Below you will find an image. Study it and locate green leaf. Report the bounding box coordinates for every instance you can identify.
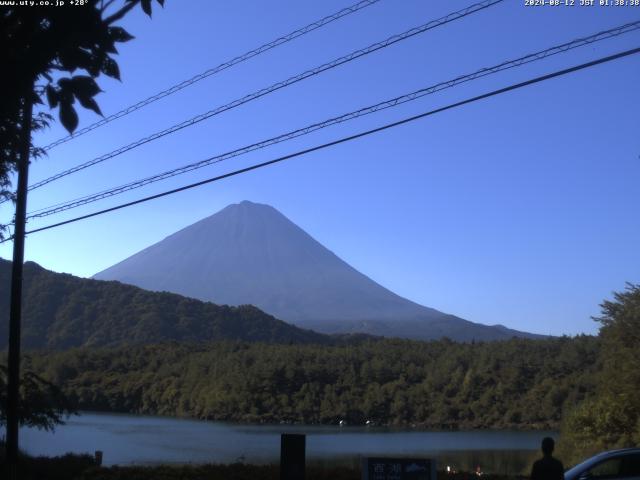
[86,54,102,77]
[109,26,135,43]
[77,96,103,117]
[104,41,119,55]
[58,48,94,73]
[101,57,121,80]
[59,47,96,72]
[57,77,71,88]
[72,77,103,115]
[141,0,152,16]
[59,101,79,133]
[57,78,77,105]
[71,75,101,98]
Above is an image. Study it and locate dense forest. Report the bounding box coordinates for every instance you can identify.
[23,336,599,430]
[558,284,640,463]
[1,257,637,466]
[0,259,328,348]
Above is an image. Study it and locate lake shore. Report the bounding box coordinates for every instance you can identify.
[19,412,549,475]
[2,446,526,480]
[77,464,527,480]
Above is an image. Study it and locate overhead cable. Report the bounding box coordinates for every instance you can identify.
[26,20,640,220]
[26,0,504,192]
[41,0,384,151]
[6,45,636,242]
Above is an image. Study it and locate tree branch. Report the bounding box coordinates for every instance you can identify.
[101,0,118,14]
[104,0,139,25]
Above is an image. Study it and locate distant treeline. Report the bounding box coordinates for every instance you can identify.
[24,336,599,430]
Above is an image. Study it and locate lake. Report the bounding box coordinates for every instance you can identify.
[20,412,553,474]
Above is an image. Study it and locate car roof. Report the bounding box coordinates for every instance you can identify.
[595,448,640,457]
[566,448,640,479]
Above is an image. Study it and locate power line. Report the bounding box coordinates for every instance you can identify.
[41,0,383,152]
[30,0,502,190]
[25,20,640,220]
[26,0,504,193]
[8,45,637,242]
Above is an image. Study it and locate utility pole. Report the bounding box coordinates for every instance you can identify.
[5,87,33,479]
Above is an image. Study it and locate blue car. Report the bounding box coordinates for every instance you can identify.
[565,449,640,480]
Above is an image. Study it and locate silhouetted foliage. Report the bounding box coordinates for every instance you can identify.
[0,0,164,237]
[559,284,640,464]
[0,445,98,480]
[24,336,599,429]
[0,364,76,431]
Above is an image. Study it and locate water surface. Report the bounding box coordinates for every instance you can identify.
[21,412,551,474]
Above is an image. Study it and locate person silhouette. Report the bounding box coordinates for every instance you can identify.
[531,437,564,480]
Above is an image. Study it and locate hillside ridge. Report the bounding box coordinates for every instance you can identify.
[0,258,329,349]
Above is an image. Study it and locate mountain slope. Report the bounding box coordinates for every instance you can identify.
[0,259,328,349]
[94,201,540,341]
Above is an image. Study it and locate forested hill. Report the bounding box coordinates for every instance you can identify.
[25,336,599,429]
[0,259,328,349]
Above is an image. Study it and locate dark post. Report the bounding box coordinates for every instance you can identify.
[280,433,305,480]
[5,88,33,478]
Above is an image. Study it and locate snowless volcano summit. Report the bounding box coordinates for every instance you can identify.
[94,201,539,341]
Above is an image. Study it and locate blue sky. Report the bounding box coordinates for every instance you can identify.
[1,0,639,336]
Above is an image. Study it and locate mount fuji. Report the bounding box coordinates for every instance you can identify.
[94,201,540,341]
